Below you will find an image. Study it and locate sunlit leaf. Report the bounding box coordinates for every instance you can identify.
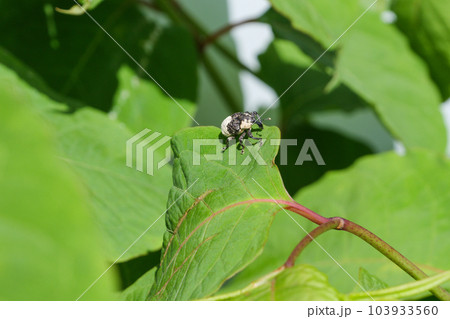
[148,126,291,300]
[268,0,446,153]
[207,265,341,301]
[0,61,172,262]
[0,64,117,300]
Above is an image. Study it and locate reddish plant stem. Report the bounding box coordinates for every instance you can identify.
[284,202,450,301]
[284,218,343,268]
[200,18,259,49]
[340,219,450,300]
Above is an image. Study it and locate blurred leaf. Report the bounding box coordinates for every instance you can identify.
[0,0,198,111]
[392,0,450,99]
[145,24,198,101]
[112,65,196,135]
[56,0,104,15]
[336,14,446,153]
[226,150,450,294]
[207,265,341,301]
[55,0,103,15]
[310,108,394,153]
[0,64,116,300]
[42,108,172,262]
[269,0,362,46]
[268,0,446,153]
[258,39,367,129]
[120,267,157,301]
[278,124,373,194]
[149,126,290,300]
[0,61,172,262]
[349,270,450,301]
[260,8,335,68]
[294,150,450,292]
[359,267,388,291]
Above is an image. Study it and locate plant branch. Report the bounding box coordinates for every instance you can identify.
[200,18,259,49]
[285,200,450,301]
[340,218,450,301]
[167,0,258,76]
[284,217,343,268]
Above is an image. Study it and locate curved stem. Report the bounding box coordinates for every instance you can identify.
[284,218,342,268]
[340,219,450,301]
[283,201,330,225]
[201,18,259,49]
[285,200,450,301]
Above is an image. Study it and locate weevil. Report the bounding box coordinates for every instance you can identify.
[221,111,271,154]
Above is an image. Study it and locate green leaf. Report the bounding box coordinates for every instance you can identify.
[269,0,362,47]
[226,150,450,294]
[112,65,196,135]
[0,0,198,111]
[0,62,172,262]
[359,267,388,291]
[349,270,450,301]
[205,265,341,301]
[148,126,291,300]
[268,0,446,153]
[0,66,116,300]
[295,150,450,292]
[336,14,446,153]
[56,0,104,15]
[392,0,450,99]
[258,38,367,122]
[120,268,157,301]
[278,124,373,194]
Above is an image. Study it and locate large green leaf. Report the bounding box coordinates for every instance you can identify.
[0,62,172,262]
[268,0,446,153]
[206,265,341,301]
[0,67,116,300]
[0,0,198,111]
[392,0,450,99]
[294,150,450,291]
[278,124,373,194]
[269,0,362,46]
[258,38,367,126]
[148,126,291,300]
[348,271,450,301]
[227,150,450,294]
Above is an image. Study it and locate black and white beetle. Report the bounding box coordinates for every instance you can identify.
[221,111,271,154]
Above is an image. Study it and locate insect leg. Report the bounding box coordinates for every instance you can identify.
[222,136,234,152]
[255,121,264,130]
[247,128,263,146]
[239,131,247,154]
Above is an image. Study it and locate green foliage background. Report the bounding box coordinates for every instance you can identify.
[0,0,449,300]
